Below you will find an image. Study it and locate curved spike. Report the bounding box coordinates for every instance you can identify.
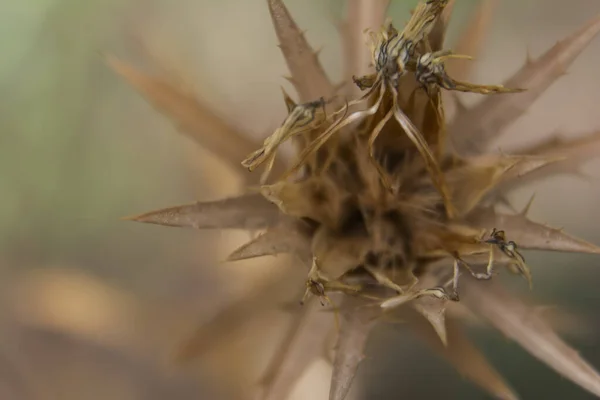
[446,0,499,81]
[451,14,600,155]
[267,0,335,101]
[467,207,600,254]
[519,193,536,217]
[408,311,519,400]
[281,86,298,113]
[227,222,311,261]
[106,56,275,181]
[123,194,280,230]
[329,298,380,400]
[462,279,600,398]
[413,298,448,346]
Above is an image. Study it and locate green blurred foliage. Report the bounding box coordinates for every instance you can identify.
[0,0,198,273]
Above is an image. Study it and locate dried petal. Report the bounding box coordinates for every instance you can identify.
[462,279,600,398]
[468,207,600,254]
[329,298,379,400]
[409,311,519,400]
[451,14,600,155]
[106,56,273,179]
[340,0,390,96]
[259,299,335,400]
[227,222,311,261]
[267,0,335,101]
[446,0,499,81]
[124,194,280,230]
[392,98,456,217]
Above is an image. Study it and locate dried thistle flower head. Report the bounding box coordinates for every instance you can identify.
[110,1,600,399]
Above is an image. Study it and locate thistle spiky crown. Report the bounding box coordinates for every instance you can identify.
[238,0,529,310]
[109,1,600,399]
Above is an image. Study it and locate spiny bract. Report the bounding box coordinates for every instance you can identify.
[110,1,600,399]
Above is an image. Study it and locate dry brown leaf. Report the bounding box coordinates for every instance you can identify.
[462,279,600,398]
[467,207,600,254]
[450,14,600,155]
[329,298,379,400]
[106,56,276,180]
[227,222,312,261]
[408,311,519,400]
[446,0,498,81]
[340,0,390,96]
[259,299,335,400]
[124,193,281,230]
[267,0,335,101]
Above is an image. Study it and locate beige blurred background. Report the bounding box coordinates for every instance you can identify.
[1,0,600,399]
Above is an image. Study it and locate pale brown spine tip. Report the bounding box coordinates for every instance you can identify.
[120,214,142,222]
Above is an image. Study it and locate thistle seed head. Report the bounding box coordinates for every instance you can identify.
[111,1,600,399]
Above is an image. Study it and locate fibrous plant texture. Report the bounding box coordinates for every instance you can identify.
[110,1,600,399]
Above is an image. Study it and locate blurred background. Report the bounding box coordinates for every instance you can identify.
[2,0,600,399]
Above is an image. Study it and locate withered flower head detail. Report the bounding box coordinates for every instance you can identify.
[110,1,600,399]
